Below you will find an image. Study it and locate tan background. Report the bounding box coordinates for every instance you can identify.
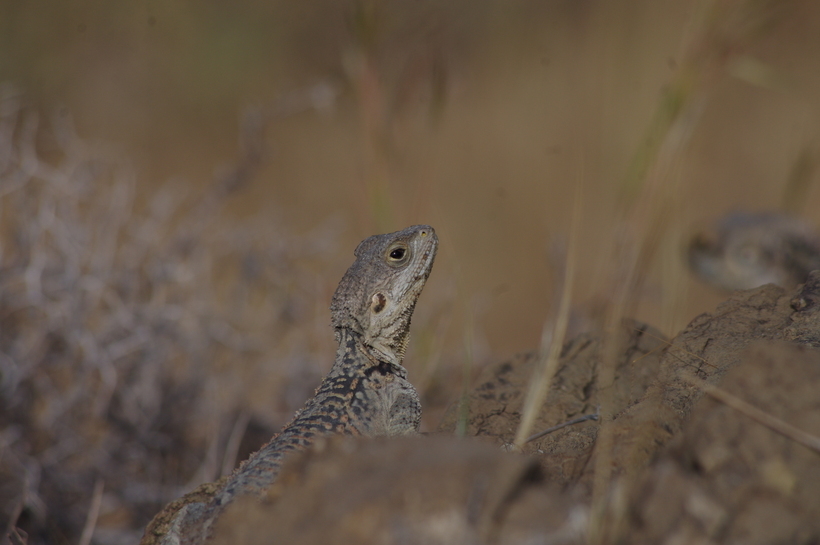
[4,0,820,402]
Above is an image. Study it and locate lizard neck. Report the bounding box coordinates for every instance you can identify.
[333,327,408,379]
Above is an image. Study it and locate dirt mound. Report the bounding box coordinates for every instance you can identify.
[622,341,820,544]
[193,273,820,544]
[438,319,668,489]
[211,435,560,545]
[441,277,820,499]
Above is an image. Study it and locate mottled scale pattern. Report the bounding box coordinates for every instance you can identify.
[216,329,421,501]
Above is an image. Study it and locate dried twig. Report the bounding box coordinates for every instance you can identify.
[513,181,582,448]
[77,478,104,545]
[680,372,820,455]
[221,410,251,477]
[525,411,600,444]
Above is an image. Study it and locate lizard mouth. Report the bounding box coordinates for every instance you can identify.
[410,236,438,285]
[415,250,433,279]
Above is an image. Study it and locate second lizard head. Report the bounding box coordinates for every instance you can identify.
[330,225,438,368]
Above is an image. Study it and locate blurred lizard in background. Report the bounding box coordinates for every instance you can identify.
[688,212,820,291]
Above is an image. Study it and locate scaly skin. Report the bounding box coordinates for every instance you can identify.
[214,328,423,499]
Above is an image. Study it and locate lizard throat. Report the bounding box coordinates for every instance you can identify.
[335,327,409,378]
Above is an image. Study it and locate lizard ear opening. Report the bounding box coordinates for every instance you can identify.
[371,292,387,314]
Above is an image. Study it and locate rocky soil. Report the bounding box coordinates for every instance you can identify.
[144,272,820,544]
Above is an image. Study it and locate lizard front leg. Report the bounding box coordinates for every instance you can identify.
[386,380,422,436]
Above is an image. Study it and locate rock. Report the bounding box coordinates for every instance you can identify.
[620,341,820,544]
[438,318,668,490]
[211,435,581,545]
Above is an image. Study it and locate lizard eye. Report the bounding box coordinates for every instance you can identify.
[386,244,409,264]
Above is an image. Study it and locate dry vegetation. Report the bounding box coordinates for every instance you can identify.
[2,0,820,543]
[0,88,340,544]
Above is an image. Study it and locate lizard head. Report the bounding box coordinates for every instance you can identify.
[331,225,438,368]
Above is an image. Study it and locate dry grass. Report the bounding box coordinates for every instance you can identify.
[513,181,582,449]
[0,87,337,544]
[577,0,795,539]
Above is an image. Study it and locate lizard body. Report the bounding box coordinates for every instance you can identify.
[146,224,437,545]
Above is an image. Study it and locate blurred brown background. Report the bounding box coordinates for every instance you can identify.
[2,1,820,543]
[5,0,820,354]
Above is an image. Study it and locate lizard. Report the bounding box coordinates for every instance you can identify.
[688,212,820,291]
[143,224,438,545]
